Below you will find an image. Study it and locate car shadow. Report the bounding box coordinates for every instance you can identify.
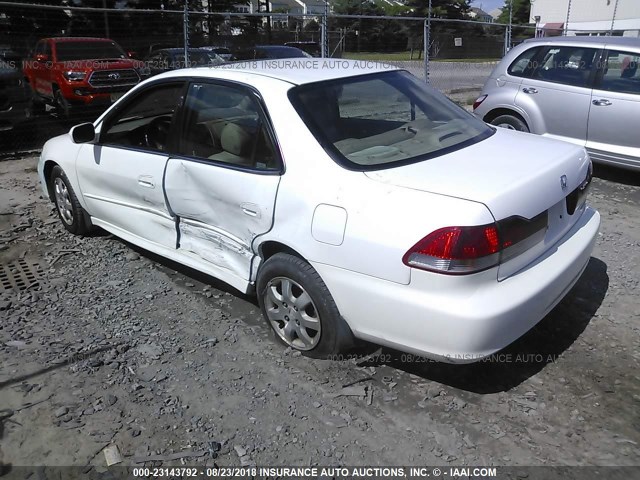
[594,164,640,187]
[358,257,609,394]
[117,239,258,305]
[104,235,609,394]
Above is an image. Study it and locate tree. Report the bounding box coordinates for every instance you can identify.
[497,0,531,25]
[404,0,472,19]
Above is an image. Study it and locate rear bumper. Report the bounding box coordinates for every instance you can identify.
[313,206,600,363]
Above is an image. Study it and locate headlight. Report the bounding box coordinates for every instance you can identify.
[63,71,86,81]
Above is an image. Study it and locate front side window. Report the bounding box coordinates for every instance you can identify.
[100,82,185,152]
[289,70,493,169]
[597,49,640,95]
[531,46,598,88]
[177,83,280,171]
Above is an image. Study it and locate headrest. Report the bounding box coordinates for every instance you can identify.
[221,123,252,157]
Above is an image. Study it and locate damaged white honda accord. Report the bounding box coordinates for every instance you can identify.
[38,61,600,362]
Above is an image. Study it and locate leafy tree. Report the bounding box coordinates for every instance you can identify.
[497,0,531,25]
[405,0,472,19]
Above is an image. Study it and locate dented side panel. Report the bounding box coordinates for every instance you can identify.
[164,159,280,282]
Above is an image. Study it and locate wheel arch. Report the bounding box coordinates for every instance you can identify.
[43,159,60,201]
[483,107,529,129]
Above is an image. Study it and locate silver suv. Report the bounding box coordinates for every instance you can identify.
[474,36,640,171]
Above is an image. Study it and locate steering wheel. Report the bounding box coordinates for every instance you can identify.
[144,116,172,150]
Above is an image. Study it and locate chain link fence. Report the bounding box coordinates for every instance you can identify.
[0,1,594,156]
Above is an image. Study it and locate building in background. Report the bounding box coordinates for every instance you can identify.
[530,0,640,37]
[469,7,494,23]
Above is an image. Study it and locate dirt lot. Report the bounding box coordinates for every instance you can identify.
[0,155,639,476]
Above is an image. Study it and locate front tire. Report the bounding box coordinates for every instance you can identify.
[257,253,353,358]
[50,165,92,235]
[490,114,529,132]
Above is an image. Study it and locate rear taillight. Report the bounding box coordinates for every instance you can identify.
[473,94,487,111]
[403,212,548,275]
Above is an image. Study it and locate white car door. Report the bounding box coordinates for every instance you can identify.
[587,48,640,170]
[76,81,186,248]
[163,81,282,291]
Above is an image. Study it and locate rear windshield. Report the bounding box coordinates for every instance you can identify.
[56,41,126,61]
[289,70,493,170]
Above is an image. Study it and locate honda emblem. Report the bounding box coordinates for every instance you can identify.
[560,175,568,190]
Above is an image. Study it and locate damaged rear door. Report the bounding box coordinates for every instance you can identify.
[164,81,282,292]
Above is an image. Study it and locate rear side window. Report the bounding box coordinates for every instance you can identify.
[530,46,599,88]
[508,46,542,78]
[597,49,640,95]
[177,83,280,171]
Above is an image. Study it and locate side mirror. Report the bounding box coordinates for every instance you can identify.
[70,123,96,144]
[35,53,49,62]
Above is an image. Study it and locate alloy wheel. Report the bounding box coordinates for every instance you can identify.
[264,276,321,351]
[54,177,74,225]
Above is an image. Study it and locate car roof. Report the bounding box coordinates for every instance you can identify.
[524,36,640,49]
[152,59,401,86]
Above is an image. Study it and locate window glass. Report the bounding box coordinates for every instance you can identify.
[290,71,493,169]
[598,50,640,95]
[178,83,279,171]
[508,46,542,78]
[100,83,184,152]
[531,46,598,88]
[56,41,126,62]
[339,79,427,123]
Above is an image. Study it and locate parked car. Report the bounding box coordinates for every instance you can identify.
[38,62,599,362]
[23,37,142,117]
[234,45,311,60]
[141,48,225,77]
[0,46,32,131]
[200,46,234,61]
[474,36,640,171]
[284,41,321,57]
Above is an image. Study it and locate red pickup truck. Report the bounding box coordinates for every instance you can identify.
[23,37,141,117]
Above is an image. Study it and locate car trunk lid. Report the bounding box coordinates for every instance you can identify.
[364,128,592,280]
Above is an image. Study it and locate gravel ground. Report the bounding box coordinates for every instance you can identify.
[0,155,639,475]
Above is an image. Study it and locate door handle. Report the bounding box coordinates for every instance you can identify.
[241,202,260,218]
[522,87,538,94]
[592,99,612,106]
[137,175,155,188]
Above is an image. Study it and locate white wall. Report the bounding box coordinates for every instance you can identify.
[530,0,640,35]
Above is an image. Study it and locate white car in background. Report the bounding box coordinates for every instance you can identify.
[38,61,600,362]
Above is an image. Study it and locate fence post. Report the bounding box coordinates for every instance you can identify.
[610,0,619,35]
[423,19,429,84]
[183,0,190,64]
[424,0,431,84]
[321,0,328,58]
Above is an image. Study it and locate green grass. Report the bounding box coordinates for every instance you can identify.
[342,52,499,62]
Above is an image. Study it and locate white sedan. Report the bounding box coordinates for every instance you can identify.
[38,60,600,362]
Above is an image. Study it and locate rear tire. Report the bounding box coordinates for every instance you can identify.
[491,114,529,133]
[50,165,92,235]
[257,253,354,358]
